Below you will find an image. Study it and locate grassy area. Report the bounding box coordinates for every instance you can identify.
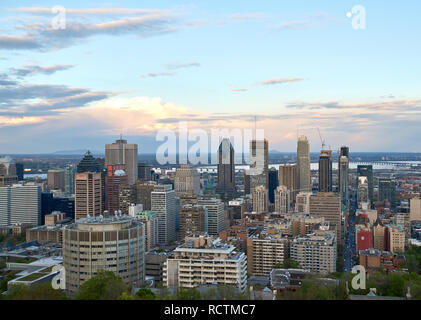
[18,273,48,282]
[40,266,55,273]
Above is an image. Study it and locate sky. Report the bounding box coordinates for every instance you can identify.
[0,0,421,154]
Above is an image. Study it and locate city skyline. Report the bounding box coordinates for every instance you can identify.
[0,1,421,153]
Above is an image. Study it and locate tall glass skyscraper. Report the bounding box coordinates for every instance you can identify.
[297,136,311,193]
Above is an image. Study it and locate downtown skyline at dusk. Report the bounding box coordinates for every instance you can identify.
[1,0,421,154]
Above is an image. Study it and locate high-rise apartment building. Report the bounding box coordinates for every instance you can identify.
[163,234,247,292]
[174,164,200,196]
[318,150,333,192]
[252,185,268,213]
[274,185,290,214]
[295,192,312,213]
[388,225,405,253]
[105,138,138,185]
[63,215,145,294]
[309,192,341,245]
[198,199,225,236]
[378,178,396,208]
[64,165,76,196]
[249,139,269,191]
[290,233,336,274]
[278,164,297,201]
[216,138,236,199]
[75,172,102,219]
[135,210,158,252]
[0,184,41,226]
[297,136,311,193]
[151,184,177,244]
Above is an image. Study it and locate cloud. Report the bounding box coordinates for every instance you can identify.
[0,34,41,50]
[141,72,176,78]
[232,88,248,92]
[257,78,305,85]
[164,62,201,70]
[10,64,74,77]
[13,7,173,16]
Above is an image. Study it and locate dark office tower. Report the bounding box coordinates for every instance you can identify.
[357,165,374,208]
[64,165,76,196]
[379,178,397,209]
[249,139,269,192]
[319,150,332,192]
[216,138,236,200]
[77,151,101,173]
[338,146,349,185]
[340,146,349,158]
[138,163,152,181]
[15,163,24,181]
[268,168,279,204]
[244,171,250,195]
[135,182,156,211]
[339,156,349,209]
[105,164,128,214]
[118,184,136,214]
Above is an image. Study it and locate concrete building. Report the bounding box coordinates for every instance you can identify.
[309,192,341,245]
[74,172,102,219]
[135,210,158,252]
[290,233,336,275]
[410,198,421,222]
[274,185,290,214]
[357,165,374,208]
[252,185,268,213]
[0,156,18,187]
[163,234,247,292]
[105,138,138,185]
[246,232,288,276]
[295,192,312,213]
[44,211,66,225]
[105,164,128,214]
[379,178,397,209]
[278,164,296,201]
[174,164,200,196]
[62,215,145,294]
[26,225,63,245]
[297,136,311,193]
[47,169,65,192]
[179,204,207,241]
[198,199,225,236]
[0,184,41,227]
[356,224,373,252]
[388,225,405,253]
[373,222,386,251]
[145,251,169,285]
[249,139,269,191]
[151,184,177,244]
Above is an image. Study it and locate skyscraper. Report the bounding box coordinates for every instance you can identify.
[151,184,177,244]
[105,164,128,214]
[378,178,396,209]
[105,137,138,185]
[357,165,374,207]
[64,165,76,196]
[297,136,311,193]
[198,199,225,236]
[268,167,278,204]
[75,172,102,219]
[77,151,101,173]
[274,185,290,213]
[249,139,269,192]
[138,163,153,181]
[252,185,268,213]
[174,164,200,196]
[339,156,349,209]
[318,150,333,192]
[278,164,297,202]
[47,169,65,192]
[0,157,18,187]
[216,138,236,199]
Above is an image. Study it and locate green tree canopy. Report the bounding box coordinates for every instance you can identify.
[135,288,156,300]
[3,283,68,300]
[76,270,127,300]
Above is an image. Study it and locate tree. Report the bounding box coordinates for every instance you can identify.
[175,287,201,300]
[76,270,127,300]
[134,288,156,300]
[202,285,248,300]
[280,258,301,269]
[3,283,68,300]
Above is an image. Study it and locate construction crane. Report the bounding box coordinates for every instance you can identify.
[317,127,326,150]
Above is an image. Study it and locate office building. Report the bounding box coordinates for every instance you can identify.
[63,215,145,294]
[216,138,236,199]
[47,169,65,192]
[179,204,207,241]
[138,163,153,181]
[252,185,268,213]
[174,164,200,196]
[388,225,405,253]
[105,138,138,184]
[76,151,101,173]
[318,150,333,192]
[295,192,312,213]
[268,167,278,204]
[74,172,102,219]
[274,185,290,214]
[0,184,41,226]
[135,210,158,252]
[378,178,396,209]
[0,157,18,187]
[357,176,370,210]
[105,164,128,214]
[249,139,269,191]
[151,184,177,244]
[278,164,297,201]
[339,155,349,209]
[198,199,225,236]
[357,165,374,208]
[297,136,311,193]
[163,234,247,292]
[410,198,421,222]
[118,184,136,214]
[356,224,373,252]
